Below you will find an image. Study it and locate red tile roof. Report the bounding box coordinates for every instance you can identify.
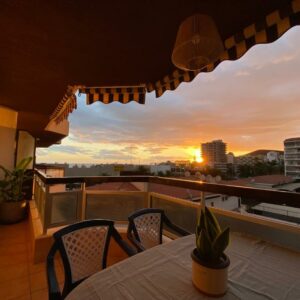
[86,180,203,200]
[149,183,202,200]
[221,175,293,187]
[86,182,140,191]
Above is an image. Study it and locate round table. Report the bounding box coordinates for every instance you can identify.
[66,233,300,300]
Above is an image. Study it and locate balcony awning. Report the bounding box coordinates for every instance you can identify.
[49,86,78,124]
[49,0,300,124]
[79,86,146,105]
[50,86,146,123]
[1,1,300,135]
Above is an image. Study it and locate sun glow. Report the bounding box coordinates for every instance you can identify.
[194,149,203,163]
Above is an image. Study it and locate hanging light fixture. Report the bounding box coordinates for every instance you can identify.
[172,14,224,71]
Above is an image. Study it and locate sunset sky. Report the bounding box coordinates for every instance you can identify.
[37,27,300,164]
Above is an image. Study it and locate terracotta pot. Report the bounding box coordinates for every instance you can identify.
[0,200,28,224]
[191,248,230,297]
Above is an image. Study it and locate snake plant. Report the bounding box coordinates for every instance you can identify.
[195,206,230,263]
[0,157,33,202]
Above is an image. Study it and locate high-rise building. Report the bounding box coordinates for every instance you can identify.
[227,152,235,164]
[201,140,227,166]
[284,137,300,179]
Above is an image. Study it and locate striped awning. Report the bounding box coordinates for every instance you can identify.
[78,86,146,105]
[147,0,300,97]
[49,86,78,124]
[50,85,146,123]
[50,0,300,123]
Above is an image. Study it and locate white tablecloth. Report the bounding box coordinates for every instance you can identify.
[66,233,300,300]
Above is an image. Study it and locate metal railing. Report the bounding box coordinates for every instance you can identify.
[33,170,300,251]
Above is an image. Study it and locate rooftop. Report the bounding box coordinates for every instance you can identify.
[222,174,294,187]
[86,182,140,192]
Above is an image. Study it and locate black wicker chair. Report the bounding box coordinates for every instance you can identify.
[47,219,136,300]
[127,208,190,252]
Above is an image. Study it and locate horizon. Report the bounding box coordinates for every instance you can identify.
[37,27,300,165]
[37,147,285,166]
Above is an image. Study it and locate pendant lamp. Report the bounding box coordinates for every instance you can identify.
[172,14,224,71]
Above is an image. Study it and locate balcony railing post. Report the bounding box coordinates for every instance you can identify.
[38,180,44,216]
[33,175,39,207]
[145,182,151,208]
[43,184,51,235]
[81,182,86,220]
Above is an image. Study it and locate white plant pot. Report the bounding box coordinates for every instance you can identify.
[191,249,230,297]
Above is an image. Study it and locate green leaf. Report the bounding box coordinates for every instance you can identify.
[0,181,9,188]
[202,207,221,242]
[0,166,11,177]
[204,214,217,241]
[15,157,32,171]
[0,156,33,201]
[205,206,221,233]
[196,207,230,261]
[198,230,213,259]
[212,227,230,258]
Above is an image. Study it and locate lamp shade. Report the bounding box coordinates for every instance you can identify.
[172,14,224,71]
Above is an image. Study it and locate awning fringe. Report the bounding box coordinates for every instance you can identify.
[49,85,78,124]
[79,86,146,105]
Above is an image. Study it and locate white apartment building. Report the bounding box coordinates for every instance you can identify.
[265,151,283,162]
[284,137,300,179]
[150,164,171,175]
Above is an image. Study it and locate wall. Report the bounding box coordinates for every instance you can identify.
[0,106,18,174]
[16,131,35,168]
[205,195,240,211]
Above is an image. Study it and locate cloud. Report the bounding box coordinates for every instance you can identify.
[46,145,82,154]
[144,146,168,155]
[37,27,300,164]
[271,54,296,65]
[92,149,134,161]
[235,71,250,77]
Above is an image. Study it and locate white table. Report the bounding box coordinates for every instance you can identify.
[66,233,300,300]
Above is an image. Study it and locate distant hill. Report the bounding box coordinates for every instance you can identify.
[246,149,284,156]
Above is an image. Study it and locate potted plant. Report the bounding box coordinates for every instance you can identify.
[191,206,230,296]
[0,157,33,224]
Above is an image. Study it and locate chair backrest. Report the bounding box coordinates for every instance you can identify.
[129,208,164,249]
[53,220,114,296]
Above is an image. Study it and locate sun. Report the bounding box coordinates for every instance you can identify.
[194,149,203,163]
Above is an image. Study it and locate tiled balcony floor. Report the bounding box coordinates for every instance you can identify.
[0,218,128,300]
[0,219,63,300]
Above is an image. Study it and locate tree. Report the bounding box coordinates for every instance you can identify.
[137,165,149,175]
[238,164,253,178]
[201,166,223,177]
[225,163,236,179]
[238,160,284,178]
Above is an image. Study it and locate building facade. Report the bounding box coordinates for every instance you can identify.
[284,137,300,179]
[226,152,235,164]
[235,155,260,166]
[201,140,227,168]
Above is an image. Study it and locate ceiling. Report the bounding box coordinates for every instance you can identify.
[0,0,294,144]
